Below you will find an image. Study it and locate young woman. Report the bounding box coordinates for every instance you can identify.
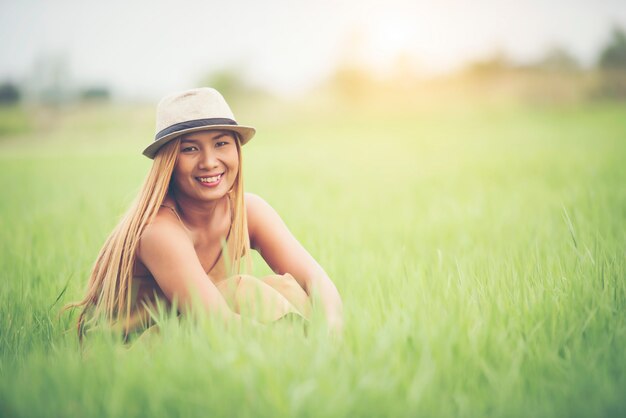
[67,88,343,339]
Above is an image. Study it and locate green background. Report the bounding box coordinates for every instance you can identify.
[1,99,625,417]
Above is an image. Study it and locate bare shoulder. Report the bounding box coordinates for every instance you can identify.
[244,192,290,250]
[244,192,268,210]
[139,206,192,257]
[245,192,264,242]
[245,192,280,223]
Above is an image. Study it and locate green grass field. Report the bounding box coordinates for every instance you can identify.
[0,98,625,417]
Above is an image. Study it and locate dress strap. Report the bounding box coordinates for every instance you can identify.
[160,204,185,227]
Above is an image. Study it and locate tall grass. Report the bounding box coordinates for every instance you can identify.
[0,100,625,417]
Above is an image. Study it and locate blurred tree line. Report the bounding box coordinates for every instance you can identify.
[0,83,20,104]
[328,26,626,104]
[2,26,626,107]
[599,27,626,69]
[0,53,111,107]
[196,66,269,104]
[593,27,626,99]
[0,79,111,106]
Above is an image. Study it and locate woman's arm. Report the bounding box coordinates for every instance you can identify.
[137,210,240,323]
[245,193,343,330]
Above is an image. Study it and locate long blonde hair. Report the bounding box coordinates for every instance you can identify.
[64,134,249,339]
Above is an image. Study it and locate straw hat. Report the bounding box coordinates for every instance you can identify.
[143,87,256,159]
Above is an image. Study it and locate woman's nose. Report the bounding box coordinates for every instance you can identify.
[198,150,219,169]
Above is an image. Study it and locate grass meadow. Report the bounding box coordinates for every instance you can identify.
[0,97,625,417]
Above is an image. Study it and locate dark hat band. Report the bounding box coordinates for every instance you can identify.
[155,118,237,141]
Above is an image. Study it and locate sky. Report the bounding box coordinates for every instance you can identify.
[1,0,625,99]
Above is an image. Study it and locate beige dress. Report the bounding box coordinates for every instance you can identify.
[125,202,311,336]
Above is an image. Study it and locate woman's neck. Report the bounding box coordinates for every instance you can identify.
[169,191,230,231]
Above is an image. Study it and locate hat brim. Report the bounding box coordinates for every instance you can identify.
[142,125,256,159]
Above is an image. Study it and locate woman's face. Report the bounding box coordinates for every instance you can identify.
[171,129,239,203]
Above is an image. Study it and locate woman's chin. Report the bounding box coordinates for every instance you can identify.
[195,184,234,202]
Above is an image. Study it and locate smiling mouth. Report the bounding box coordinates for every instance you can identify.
[196,173,223,185]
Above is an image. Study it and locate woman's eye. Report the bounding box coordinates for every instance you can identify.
[181,146,198,152]
[216,141,229,147]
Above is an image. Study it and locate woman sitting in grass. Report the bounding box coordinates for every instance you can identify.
[67,87,343,339]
